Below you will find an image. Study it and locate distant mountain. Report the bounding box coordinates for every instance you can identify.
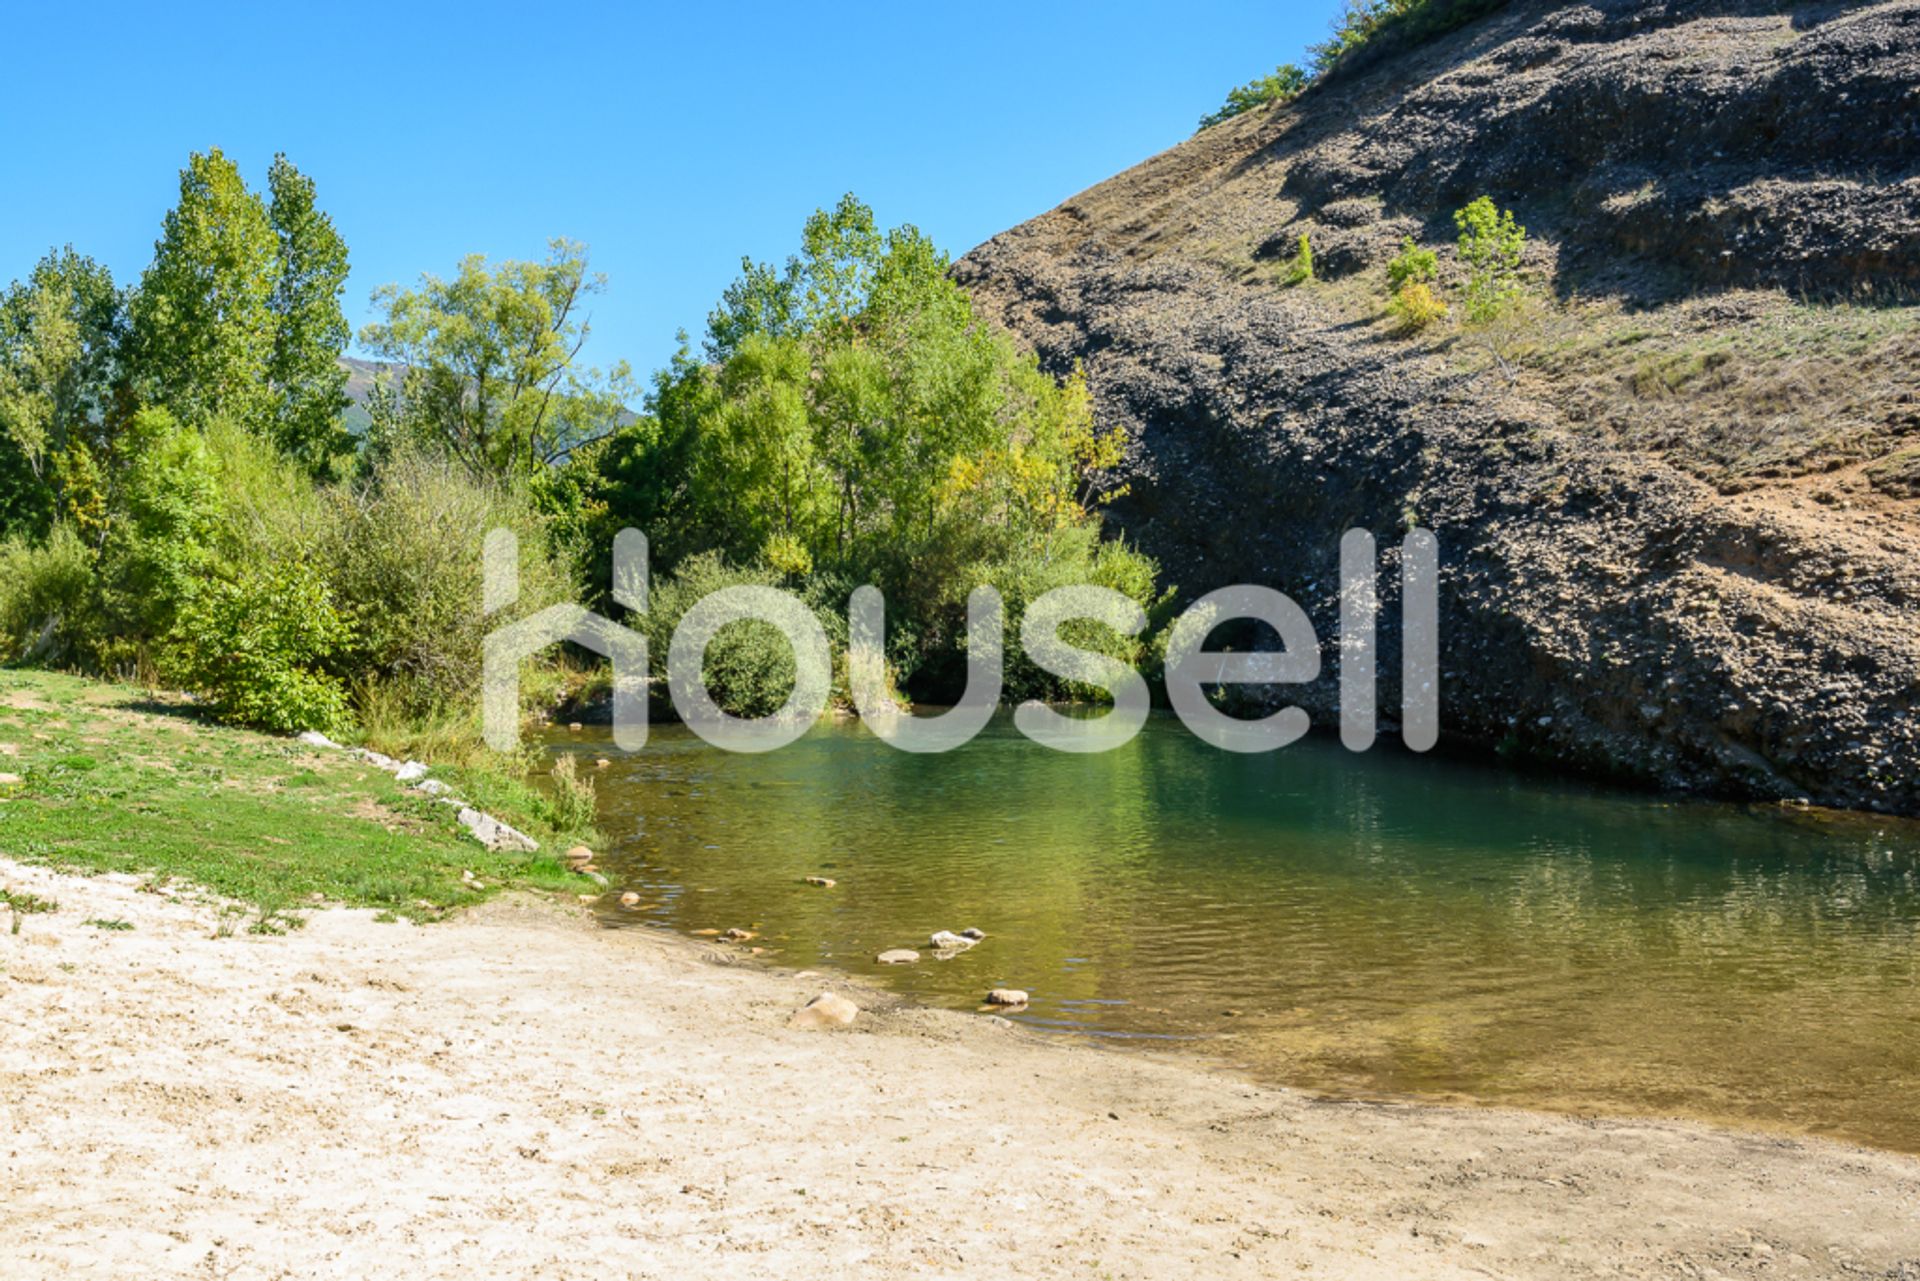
[334,355,639,436]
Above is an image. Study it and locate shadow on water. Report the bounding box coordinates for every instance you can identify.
[556,712,1920,1153]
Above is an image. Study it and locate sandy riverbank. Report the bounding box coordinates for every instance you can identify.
[3,856,1917,1280]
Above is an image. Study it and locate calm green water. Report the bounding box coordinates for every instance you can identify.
[561,713,1920,1152]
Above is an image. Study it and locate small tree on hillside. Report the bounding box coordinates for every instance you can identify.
[1454,196,1526,323]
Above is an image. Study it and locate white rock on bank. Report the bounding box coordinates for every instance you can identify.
[296,730,343,750]
[394,761,429,783]
[456,808,539,853]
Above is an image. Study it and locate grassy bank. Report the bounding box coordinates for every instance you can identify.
[0,670,595,929]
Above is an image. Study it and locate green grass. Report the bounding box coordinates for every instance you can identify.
[0,670,597,925]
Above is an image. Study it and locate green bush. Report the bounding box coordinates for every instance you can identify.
[1283,234,1315,287]
[1455,196,1527,323]
[641,552,834,719]
[1386,237,1439,294]
[1199,64,1309,129]
[169,558,353,733]
[323,447,578,717]
[0,524,98,665]
[96,406,222,646]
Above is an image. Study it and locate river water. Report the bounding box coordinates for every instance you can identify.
[559,713,1920,1152]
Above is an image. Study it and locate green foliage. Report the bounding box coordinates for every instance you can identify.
[1454,196,1527,323]
[1199,64,1309,129]
[1311,0,1511,79]
[96,406,223,647]
[322,447,578,716]
[0,248,126,539]
[640,553,820,719]
[1387,237,1440,294]
[359,240,636,478]
[265,154,352,476]
[588,195,1154,704]
[169,559,353,733]
[1283,233,1315,286]
[0,524,97,665]
[130,149,279,428]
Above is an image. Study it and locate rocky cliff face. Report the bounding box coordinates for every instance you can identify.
[956,0,1920,813]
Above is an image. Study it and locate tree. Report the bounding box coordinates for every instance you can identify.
[129,149,279,427]
[1199,63,1309,129]
[266,154,351,474]
[359,239,635,478]
[0,249,127,538]
[1454,195,1527,323]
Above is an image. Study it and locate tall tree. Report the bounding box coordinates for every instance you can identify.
[359,239,634,477]
[0,248,127,537]
[129,148,279,428]
[265,154,351,474]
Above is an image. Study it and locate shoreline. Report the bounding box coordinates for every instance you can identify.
[6,855,1917,1278]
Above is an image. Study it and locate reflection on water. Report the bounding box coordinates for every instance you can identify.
[560,713,1920,1152]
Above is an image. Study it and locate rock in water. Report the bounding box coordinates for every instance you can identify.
[721,928,757,942]
[985,989,1030,1007]
[876,949,920,965]
[959,927,986,941]
[802,876,837,888]
[788,992,858,1029]
[928,930,976,952]
[619,891,641,908]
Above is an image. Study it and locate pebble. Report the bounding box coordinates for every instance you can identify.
[876,949,920,965]
[984,989,1029,1007]
[594,758,611,769]
[802,876,837,888]
[563,845,595,868]
[721,928,757,941]
[619,891,641,908]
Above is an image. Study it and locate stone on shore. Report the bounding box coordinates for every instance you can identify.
[394,761,429,783]
[788,992,858,1029]
[876,949,919,965]
[563,845,595,869]
[457,808,539,853]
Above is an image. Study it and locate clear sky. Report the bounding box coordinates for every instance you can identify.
[2,1,1340,376]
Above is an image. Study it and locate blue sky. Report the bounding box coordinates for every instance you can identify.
[2,1,1340,376]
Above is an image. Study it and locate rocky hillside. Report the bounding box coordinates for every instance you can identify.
[956,0,1920,813]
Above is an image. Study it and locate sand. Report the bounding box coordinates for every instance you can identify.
[3,856,1917,1279]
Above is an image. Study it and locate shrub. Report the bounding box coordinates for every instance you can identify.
[1283,234,1315,287]
[1199,64,1309,129]
[96,406,221,646]
[1454,196,1527,323]
[640,552,831,719]
[1388,281,1450,333]
[1386,237,1439,294]
[0,524,98,665]
[169,558,353,733]
[323,447,578,717]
